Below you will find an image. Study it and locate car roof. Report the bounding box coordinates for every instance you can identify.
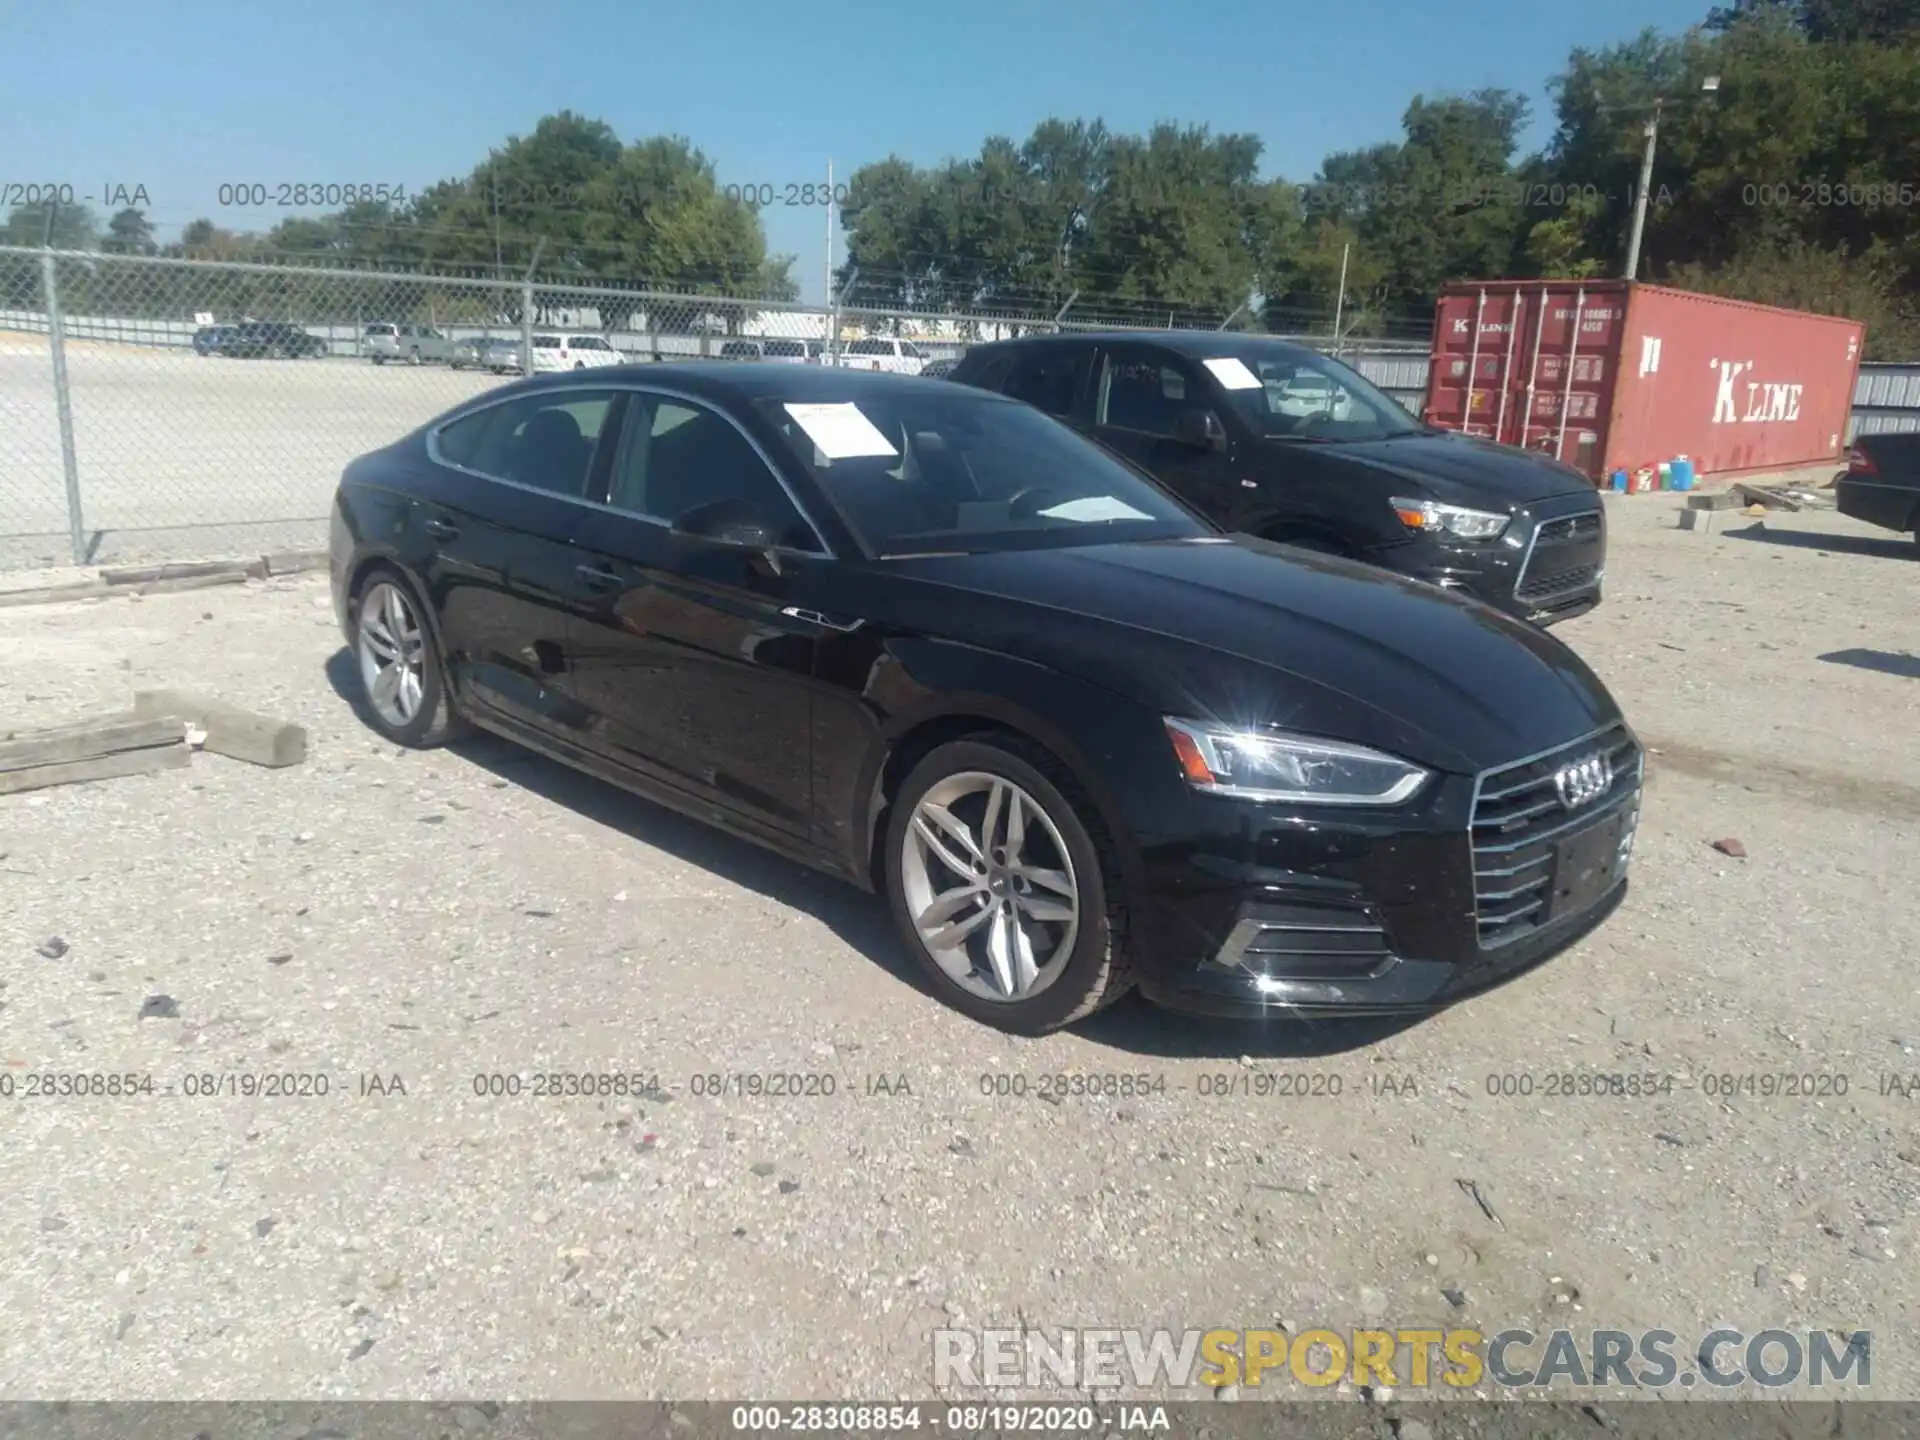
[510,362,1019,406]
[965,330,1323,364]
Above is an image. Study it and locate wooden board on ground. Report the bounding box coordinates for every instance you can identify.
[0,712,191,795]
[133,689,308,768]
[100,560,251,586]
[1686,491,1744,512]
[1733,482,1803,512]
[0,713,185,772]
[0,743,190,796]
[262,550,329,576]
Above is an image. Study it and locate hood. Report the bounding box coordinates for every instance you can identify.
[879,535,1621,775]
[1290,428,1595,509]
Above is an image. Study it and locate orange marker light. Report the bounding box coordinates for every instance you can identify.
[1394,506,1429,529]
[1165,723,1217,785]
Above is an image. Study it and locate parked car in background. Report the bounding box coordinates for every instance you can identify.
[919,356,960,380]
[364,323,455,365]
[761,338,815,365]
[949,332,1607,627]
[192,324,236,356]
[220,322,328,359]
[480,337,525,375]
[528,333,623,371]
[329,364,1640,1034]
[449,335,500,370]
[720,338,816,365]
[835,337,928,375]
[1833,435,1920,549]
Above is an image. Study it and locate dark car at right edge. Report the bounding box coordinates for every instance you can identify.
[949,332,1608,626]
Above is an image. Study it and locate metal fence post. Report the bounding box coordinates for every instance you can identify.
[521,238,546,377]
[41,249,87,565]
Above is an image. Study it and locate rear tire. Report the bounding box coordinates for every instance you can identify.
[348,567,464,748]
[883,736,1134,1034]
[407,348,422,366]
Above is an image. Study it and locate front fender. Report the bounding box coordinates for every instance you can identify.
[844,636,1177,893]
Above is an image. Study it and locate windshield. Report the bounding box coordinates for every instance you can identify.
[754,390,1208,557]
[1208,348,1425,441]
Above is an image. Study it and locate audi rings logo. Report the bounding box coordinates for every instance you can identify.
[1553,754,1611,810]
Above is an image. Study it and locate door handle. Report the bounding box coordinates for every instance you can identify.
[780,606,864,632]
[423,517,459,542]
[575,564,624,592]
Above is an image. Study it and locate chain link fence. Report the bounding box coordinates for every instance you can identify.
[0,246,1435,571]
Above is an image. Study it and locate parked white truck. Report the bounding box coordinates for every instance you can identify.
[832,337,929,375]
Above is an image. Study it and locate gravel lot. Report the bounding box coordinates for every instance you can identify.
[0,494,1916,1406]
[0,344,505,570]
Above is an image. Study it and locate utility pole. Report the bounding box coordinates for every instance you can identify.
[825,159,834,354]
[1622,75,1718,281]
[1623,104,1661,282]
[1330,242,1350,355]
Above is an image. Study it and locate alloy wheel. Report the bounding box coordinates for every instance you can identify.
[899,771,1080,1002]
[356,581,428,728]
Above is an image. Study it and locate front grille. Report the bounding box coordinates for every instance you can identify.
[1517,560,1602,603]
[1515,510,1604,602]
[1470,725,1641,949]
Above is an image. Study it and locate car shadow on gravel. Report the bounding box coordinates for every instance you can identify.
[1720,520,1914,560]
[1818,647,1920,680]
[327,650,1424,1060]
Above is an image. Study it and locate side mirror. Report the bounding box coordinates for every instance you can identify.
[1175,408,1228,452]
[671,497,777,550]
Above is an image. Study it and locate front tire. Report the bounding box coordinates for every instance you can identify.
[350,568,462,747]
[883,736,1133,1034]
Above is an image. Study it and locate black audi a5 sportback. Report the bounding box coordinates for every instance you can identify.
[329,364,1642,1033]
[948,332,1607,627]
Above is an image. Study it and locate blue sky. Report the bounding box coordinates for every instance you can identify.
[4,0,1707,302]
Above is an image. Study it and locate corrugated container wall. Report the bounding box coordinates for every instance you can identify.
[1422,281,1865,481]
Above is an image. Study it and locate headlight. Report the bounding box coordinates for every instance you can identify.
[1391,497,1510,540]
[1163,719,1430,805]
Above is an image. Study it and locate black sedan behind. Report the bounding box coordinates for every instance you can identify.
[329,364,1640,1033]
[222,322,327,359]
[948,332,1607,627]
[1834,434,1920,548]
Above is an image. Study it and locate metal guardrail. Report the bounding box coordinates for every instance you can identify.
[0,245,1912,570]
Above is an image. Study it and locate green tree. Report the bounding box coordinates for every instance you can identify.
[3,200,100,249]
[1312,91,1532,314]
[101,207,156,255]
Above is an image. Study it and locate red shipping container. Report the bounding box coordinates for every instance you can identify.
[1421,280,1864,482]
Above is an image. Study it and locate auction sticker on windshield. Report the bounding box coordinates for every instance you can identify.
[1038,497,1155,523]
[783,402,899,459]
[1202,356,1263,390]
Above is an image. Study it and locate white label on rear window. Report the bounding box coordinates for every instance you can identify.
[1037,496,1154,523]
[1203,357,1262,390]
[783,402,898,459]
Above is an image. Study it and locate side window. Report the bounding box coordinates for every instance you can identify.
[1003,349,1084,418]
[607,395,821,549]
[963,352,1017,391]
[1099,348,1189,437]
[433,391,615,498]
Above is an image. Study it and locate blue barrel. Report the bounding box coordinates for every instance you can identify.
[1671,458,1694,491]
[1609,469,1629,491]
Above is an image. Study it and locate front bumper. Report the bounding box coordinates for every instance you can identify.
[1388,492,1606,627]
[1129,724,1641,1020]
